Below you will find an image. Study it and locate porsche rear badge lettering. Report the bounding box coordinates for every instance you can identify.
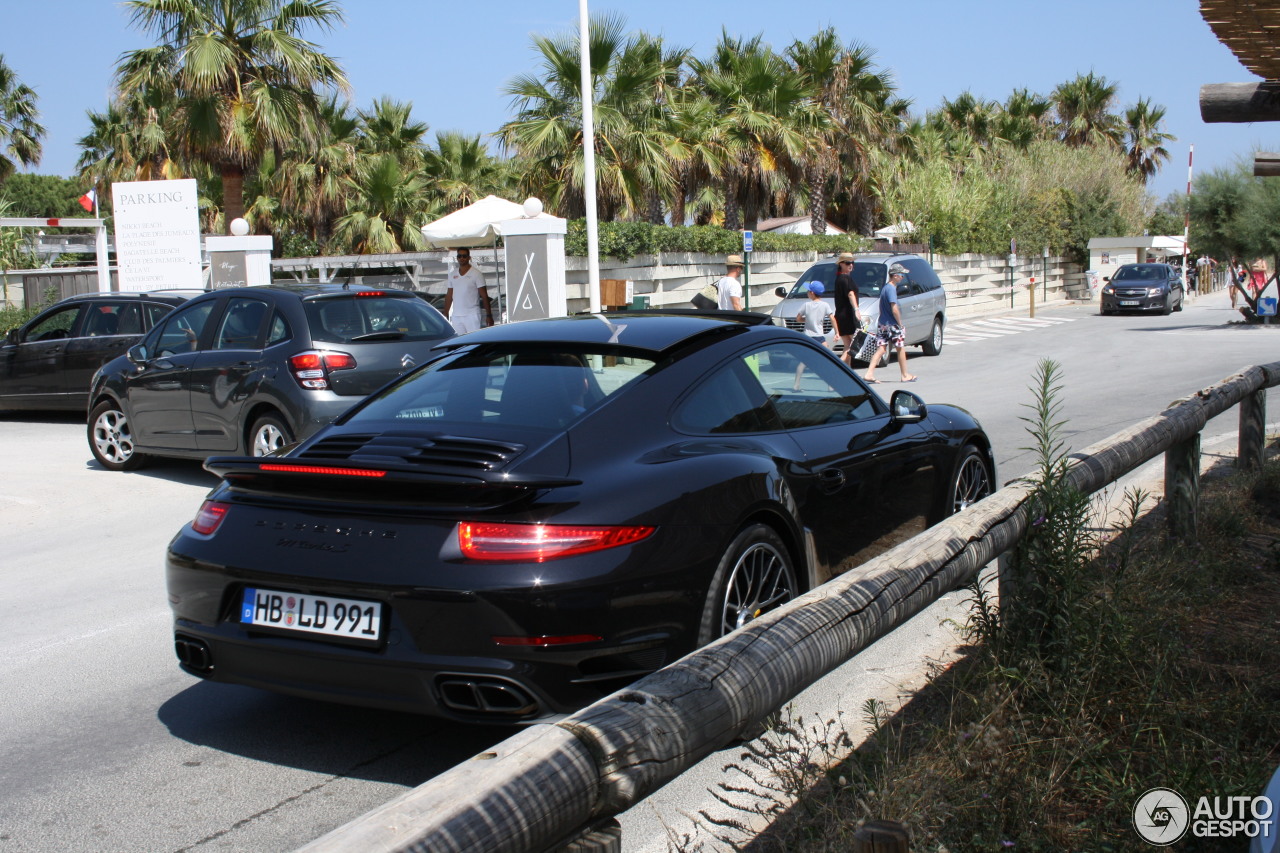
[255,520,397,539]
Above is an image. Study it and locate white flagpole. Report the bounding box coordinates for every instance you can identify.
[92,177,112,292]
[579,0,601,313]
[1182,144,1193,294]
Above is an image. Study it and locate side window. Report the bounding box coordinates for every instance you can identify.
[751,343,878,428]
[23,305,83,342]
[144,302,174,329]
[83,302,144,336]
[155,301,216,356]
[904,258,942,292]
[265,311,291,347]
[214,297,269,350]
[674,357,780,434]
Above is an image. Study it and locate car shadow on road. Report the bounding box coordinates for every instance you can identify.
[82,455,220,487]
[157,680,521,787]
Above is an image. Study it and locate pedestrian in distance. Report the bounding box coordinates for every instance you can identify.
[831,251,864,366]
[443,249,494,334]
[863,263,917,384]
[1230,256,1247,309]
[717,255,744,311]
[793,282,834,390]
[1250,258,1269,299]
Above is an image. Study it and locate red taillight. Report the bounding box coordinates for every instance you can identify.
[492,634,603,646]
[289,350,356,389]
[191,500,230,535]
[457,522,655,562]
[258,463,386,478]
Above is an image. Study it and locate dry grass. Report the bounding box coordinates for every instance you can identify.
[743,451,1280,853]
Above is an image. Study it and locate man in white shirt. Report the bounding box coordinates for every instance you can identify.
[717,254,744,310]
[443,249,493,333]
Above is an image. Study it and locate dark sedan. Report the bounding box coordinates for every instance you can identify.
[1099,263,1185,315]
[166,310,995,723]
[1,291,190,412]
[87,284,454,470]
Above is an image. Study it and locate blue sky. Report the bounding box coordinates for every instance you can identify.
[1,0,1269,204]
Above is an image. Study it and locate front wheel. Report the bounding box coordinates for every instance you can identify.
[89,400,148,471]
[1161,295,1173,316]
[697,524,797,645]
[920,317,944,356]
[950,445,993,515]
[249,413,293,457]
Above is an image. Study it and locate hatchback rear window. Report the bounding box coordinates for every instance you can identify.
[348,346,657,431]
[303,295,452,343]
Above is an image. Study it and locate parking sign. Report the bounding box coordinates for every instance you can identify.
[743,230,753,253]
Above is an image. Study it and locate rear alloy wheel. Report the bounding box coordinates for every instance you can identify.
[950,445,992,515]
[921,317,944,356]
[697,524,797,645]
[249,414,293,457]
[89,400,148,471]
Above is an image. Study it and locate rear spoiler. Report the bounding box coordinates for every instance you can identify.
[203,456,581,502]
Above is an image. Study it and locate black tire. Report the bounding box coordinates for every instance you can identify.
[248,413,293,457]
[88,400,148,471]
[920,317,944,356]
[697,524,797,646]
[1174,292,1184,312]
[1161,295,1173,316]
[949,444,993,515]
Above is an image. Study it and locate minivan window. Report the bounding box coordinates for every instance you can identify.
[784,261,888,299]
[903,258,943,291]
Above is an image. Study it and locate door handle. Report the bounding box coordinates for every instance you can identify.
[818,467,846,493]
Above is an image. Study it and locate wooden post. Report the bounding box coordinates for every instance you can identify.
[1200,82,1280,123]
[1239,388,1266,471]
[853,819,911,853]
[1165,433,1200,541]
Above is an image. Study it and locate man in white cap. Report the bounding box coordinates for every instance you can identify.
[717,255,744,310]
[863,262,917,384]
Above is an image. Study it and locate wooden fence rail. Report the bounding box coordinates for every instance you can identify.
[298,361,1280,853]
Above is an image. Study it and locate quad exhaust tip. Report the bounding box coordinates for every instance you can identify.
[174,635,213,674]
[435,675,538,717]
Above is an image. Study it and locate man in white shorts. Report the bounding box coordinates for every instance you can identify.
[444,249,493,333]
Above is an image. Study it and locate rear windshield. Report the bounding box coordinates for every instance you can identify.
[347,346,658,431]
[303,294,452,343]
[785,262,887,299]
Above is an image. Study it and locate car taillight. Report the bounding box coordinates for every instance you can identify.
[191,500,230,535]
[354,291,386,297]
[457,522,655,562]
[289,350,356,390]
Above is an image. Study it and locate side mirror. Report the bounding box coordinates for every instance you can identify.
[4,328,17,346]
[1103,276,1111,282]
[775,286,787,298]
[127,343,148,364]
[889,389,926,424]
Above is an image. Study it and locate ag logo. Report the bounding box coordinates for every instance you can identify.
[1133,787,1189,845]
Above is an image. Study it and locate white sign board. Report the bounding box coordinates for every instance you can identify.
[111,179,202,291]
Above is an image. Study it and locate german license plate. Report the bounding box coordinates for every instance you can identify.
[1119,300,1140,306]
[240,587,382,641]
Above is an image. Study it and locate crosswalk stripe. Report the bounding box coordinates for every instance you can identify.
[953,322,1022,335]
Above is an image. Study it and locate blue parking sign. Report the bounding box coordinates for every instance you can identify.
[743,230,753,254]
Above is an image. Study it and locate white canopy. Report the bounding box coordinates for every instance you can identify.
[420,195,551,248]
[874,220,915,241]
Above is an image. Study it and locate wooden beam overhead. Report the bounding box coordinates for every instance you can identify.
[1201,81,1280,122]
[1202,0,1280,79]
[1254,152,1280,175]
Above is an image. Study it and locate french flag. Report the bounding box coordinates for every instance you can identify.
[78,189,96,213]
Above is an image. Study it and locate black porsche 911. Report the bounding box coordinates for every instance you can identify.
[167,310,995,723]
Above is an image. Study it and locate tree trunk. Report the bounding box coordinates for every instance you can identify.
[809,163,829,235]
[221,165,245,231]
[724,177,742,231]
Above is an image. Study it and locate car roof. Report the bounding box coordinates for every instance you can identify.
[55,290,193,304]
[436,310,771,355]
[808,252,924,265]
[200,283,418,300]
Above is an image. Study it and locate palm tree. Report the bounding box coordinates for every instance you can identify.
[266,94,360,248]
[332,153,432,254]
[499,14,685,222]
[1051,72,1123,148]
[76,84,180,184]
[1122,97,1174,184]
[0,55,44,182]
[357,97,429,167]
[689,31,823,230]
[116,0,349,229]
[423,131,512,211]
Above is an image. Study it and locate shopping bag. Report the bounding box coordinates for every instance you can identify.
[854,328,880,363]
[691,282,718,310]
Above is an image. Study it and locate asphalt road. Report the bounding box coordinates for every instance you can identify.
[0,286,1276,853]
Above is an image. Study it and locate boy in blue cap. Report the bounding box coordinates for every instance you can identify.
[793,282,834,390]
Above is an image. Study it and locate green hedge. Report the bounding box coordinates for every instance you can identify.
[563,220,871,260]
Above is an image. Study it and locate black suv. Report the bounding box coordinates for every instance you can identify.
[1,290,192,412]
[1099,263,1185,315]
[87,284,454,471]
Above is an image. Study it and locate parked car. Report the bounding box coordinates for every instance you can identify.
[1099,263,1185,315]
[769,253,947,361]
[0,291,193,412]
[165,310,995,722]
[87,284,454,470]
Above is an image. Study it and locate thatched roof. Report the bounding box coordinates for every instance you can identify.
[1202,0,1280,79]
